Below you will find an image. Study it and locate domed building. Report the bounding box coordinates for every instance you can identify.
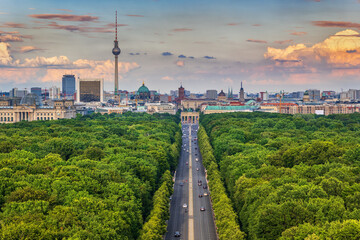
[136,81,151,100]
[217,90,227,101]
[20,93,42,106]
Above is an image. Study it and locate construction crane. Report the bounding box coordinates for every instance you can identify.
[276,90,285,113]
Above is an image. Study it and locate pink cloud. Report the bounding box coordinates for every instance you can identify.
[29,14,98,22]
[20,46,43,53]
[252,24,262,27]
[291,31,307,36]
[227,23,239,26]
[176,60,184,67]
[57,9,72,12]
[172,28,193,32]
[274,39,293,44]
[2,22,26,28]
[0,34,23,42]
[312,21,360,30]
[246,39,268,44]
[161,76,174,81]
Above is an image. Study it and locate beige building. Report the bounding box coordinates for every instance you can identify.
[0,96,76,124]
[146,103,177,115]
[181,99,217,110]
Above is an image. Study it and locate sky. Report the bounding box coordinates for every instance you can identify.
[1,0,360,94]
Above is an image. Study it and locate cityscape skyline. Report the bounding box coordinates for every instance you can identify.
[1,0,360,93]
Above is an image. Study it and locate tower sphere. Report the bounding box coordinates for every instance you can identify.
[112,47,121,55]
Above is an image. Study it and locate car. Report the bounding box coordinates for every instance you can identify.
[174,231,181,237]
[199,194,203,198]
[195,158,199,161]
[180,182,184,186]
[195,153,197,156]
[198,182,202,186]
[186,162,188,165]
[196,168,199,171]
[203,185,208,189]
[200,206,206,211]
[183,203,187,208]
[204,192,208,196]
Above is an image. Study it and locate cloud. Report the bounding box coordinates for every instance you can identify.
[2,22,26,28]
[203,56,216,59]
[29,14,98,22]
[161,76,174,81]
[247,39,267,43]
[227,23,239,26]
[29,8,35,10]
[0,34,23,42]
[0,12,8,14]
[222,77,234,84]
[178,54,186,58]
[129,52,140,55]
[172,28,192,32]
[46,22,115,33]
[162,52,173,56]
[274,39,293,44]
[126,14,144,17]
[20,46,43,53]
[252,24,262,27]
[290,31,307,36]
[0,42,140,84]
[264,29,360,68]
[312,21,360,30]
[57,9,72,12]
[176,60,184,67]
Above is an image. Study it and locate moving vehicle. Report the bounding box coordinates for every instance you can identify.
[174,231,181,237]
[204,192,208,196]
[203,185,208,189]
[183,203,187,208]
[199,194,203,198]
[200,206,206,211]
[195,158,199,161]
[196,168,199,171]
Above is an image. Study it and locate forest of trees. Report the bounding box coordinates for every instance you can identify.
[201,112,360,239]
[0,112,181,239]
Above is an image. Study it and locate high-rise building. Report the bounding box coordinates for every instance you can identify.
[16,89,27,98]
[112,11,121,98]
[239,82,245,102]
[9,88,18,97]
[62,75,76,98]
[49,86,61,99]
[307,89,321,101]
[76,78,104,103]
[206,90,217,99]
[31,87,42,98]
[260,91,269,101]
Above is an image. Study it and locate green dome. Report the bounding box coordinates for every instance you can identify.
[137,82,150,94]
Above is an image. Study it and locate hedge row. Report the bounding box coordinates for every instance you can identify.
[198,126,246,240]
[138,170,173,240]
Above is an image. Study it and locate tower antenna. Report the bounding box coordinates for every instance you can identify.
[115,10,117,41]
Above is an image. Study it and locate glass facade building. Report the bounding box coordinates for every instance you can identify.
[62,75,76,97]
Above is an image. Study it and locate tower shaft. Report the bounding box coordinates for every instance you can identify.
[115,55,118,95]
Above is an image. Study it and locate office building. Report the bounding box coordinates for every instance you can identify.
[49,86,61,99]
[307,89,321,101]
[76,78,104,103]
[206,90,217,100]
[31,87,42,98]
[62,74,76,98]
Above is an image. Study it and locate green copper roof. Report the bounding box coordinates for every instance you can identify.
[137,83,150,94]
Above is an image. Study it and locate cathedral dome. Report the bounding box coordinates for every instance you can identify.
[137,82,150,94]
[218,90,226,96]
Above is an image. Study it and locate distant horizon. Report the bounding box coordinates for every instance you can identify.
[1,0,360,93]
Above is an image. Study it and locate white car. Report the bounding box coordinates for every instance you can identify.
[183,203,188,208]
[195,158,199,161]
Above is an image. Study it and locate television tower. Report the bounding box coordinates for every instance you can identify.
[112,11,121,97]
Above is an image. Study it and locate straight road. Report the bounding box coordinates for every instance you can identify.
[165,124,217,240]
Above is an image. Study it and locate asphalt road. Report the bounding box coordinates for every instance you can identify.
[165,123,217,240]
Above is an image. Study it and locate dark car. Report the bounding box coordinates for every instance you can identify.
[198,182,202,186]
[199,194,203,198]
[200,206,205,211]
[203,185,207,189]
[174,231,181,237]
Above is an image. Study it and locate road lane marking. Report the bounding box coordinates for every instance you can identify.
[188,125,194,240]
